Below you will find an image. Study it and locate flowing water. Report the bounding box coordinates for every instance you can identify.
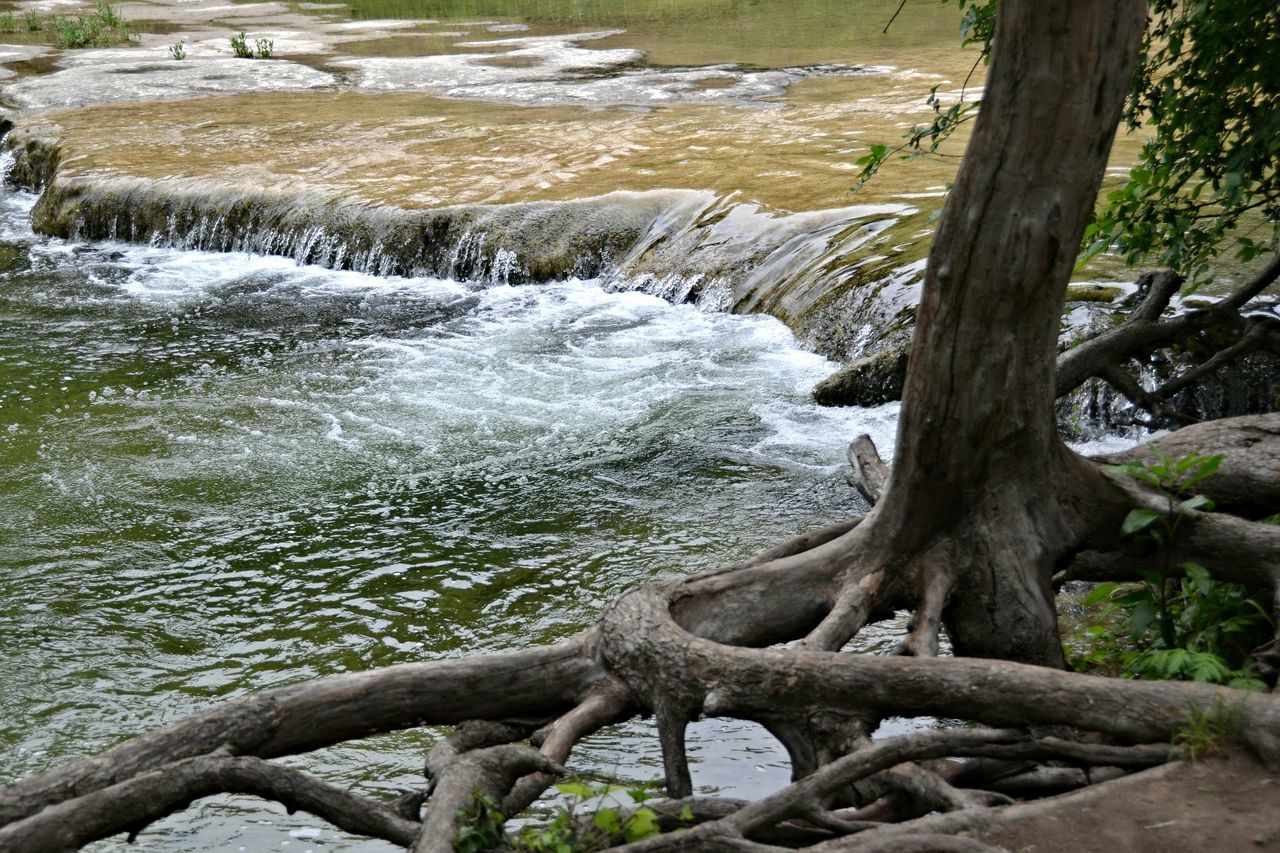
[0,177,915,848]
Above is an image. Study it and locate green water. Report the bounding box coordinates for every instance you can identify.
[0,1,1201,848]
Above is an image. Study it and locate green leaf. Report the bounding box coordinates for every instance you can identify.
[623,808,662,843]
[1127,597,1158,639]
[1138,568,1165,587]
[553,782,594,799]
[1187,653,1230,683]
[1121,508,1163,536]
[1181,455,1223,489]
[1178,494,1213,513]
[1084,582,1120,607]
[594,807,623,834]
[1182,562,1212,590]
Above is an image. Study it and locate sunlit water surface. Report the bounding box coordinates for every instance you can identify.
[0,184,915,849]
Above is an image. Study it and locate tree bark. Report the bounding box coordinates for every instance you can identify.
[858,0,1148,664]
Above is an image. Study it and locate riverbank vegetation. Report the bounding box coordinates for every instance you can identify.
[0,2,133,48]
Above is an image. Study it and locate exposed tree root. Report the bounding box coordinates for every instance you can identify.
[0,755,422,851]
[806,760,1188,851]
[3,416,1279,851]
[414,745,561,853]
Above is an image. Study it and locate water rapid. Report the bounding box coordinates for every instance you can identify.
[0,183,908,849]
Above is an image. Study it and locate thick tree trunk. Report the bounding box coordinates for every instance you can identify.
[864,0,1147,664]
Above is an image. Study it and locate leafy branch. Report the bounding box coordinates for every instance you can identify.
[867,0,1280,285]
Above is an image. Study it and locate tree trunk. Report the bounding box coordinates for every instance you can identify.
[865,0,1148,664]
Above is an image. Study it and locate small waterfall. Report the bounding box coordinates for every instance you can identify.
[6,127,933,363]
[0,149,15,185]
[30,173,668,286]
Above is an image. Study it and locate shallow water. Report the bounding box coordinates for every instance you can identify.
[329,0,969,70]
[0,183,914,848]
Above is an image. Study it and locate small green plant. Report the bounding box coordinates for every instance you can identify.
[1072,563,1271,688]
[93,1,122,28]
[47,3,130,48]
[1069,450,1272,689]
[454,791,508,853]
[253,36,273,58]
[0,13,17,33]
[457,779,674,852]
[50,15,91,48]
[229,31,251,58]
[23,10,40,31]
[169,42,186,60]
[1111,449,1222,547]
[1173,695,1246,761]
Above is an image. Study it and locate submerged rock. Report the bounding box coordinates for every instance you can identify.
[1065,283,1126,303]
[327,29,882,107]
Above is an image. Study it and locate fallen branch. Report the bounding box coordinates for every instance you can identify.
[1057,253,1280,399]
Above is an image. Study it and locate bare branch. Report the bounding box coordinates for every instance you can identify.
[1056,253,1280,399]
[849,434,890,506]
[1097,364,1199,425]
[1154,319,1277,398]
